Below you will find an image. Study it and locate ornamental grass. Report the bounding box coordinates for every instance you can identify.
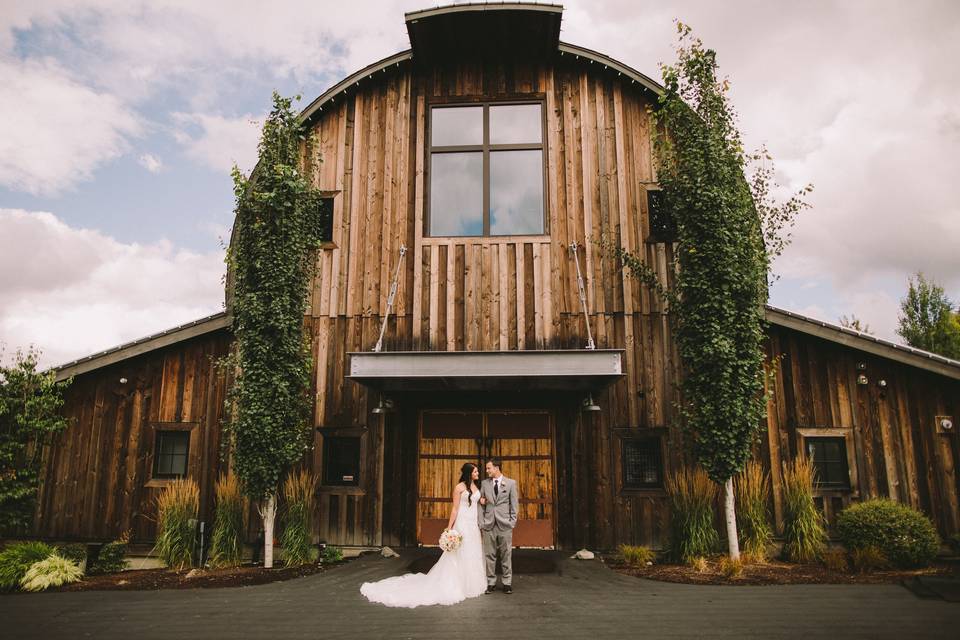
[781,457,827,563]
[154,478,199,571]
[734,459,774,560]
[209,474,247,568]
[666,466,720,563]
[281,469,318,566]
[618,544,656,566]
[20,555,83,592]
[0,541,56,591]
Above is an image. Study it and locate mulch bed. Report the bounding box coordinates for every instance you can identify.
[606,556,959,586]
[37,559,353,592]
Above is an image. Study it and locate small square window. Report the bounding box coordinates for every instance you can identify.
[319,197,334,243]
[323,436,361,486]
[153,431,190,479]
[622,437,663,489]
[806,437,850,489]
[646,189,676,243]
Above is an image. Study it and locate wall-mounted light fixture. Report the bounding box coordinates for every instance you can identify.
[937,416,954,435]
[877,379,887,388]
[857,374,868,385]
[119,377,128,384]
[582,393,601,413]
[372,395,395,414]
[856,362,867,371]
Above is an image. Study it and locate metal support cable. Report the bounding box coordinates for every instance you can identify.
[374,244,407,353]
[569,241,596,350]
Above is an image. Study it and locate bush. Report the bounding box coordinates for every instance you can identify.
[321,545,343,564]
[209,474,247,568]
[89,532,129,575]
[666,466,720,563]
[20,554,83,592]
[837,499,940,568]
[280,470,317,566]
[781,458,827,563]
[55,543,88,568]
[154,478,199,570]
[821,547,848,573]
[0,541,55,590]
[687,556,708,573]
[735,460,773,560]
[618,544,655,566]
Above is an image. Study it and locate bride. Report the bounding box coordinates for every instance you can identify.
[360,463,487,607]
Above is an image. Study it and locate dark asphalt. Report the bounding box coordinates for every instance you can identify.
[2,549,958,639]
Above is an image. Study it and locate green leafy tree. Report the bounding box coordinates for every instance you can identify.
[0,348,70,532]
[896,272,960,359]
[225,92,328,568]
[609,23,810,559]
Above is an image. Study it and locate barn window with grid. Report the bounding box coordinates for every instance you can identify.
[806,437,850,489]
[621,437,663,489]
[153,431,190,479]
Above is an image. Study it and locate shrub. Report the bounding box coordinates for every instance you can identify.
[321,545,343,564]
[154,478,199,570]
[781,458,826,563]
[735,460,773,560]
[89,531,129,575]
[837,499,940,568]
[666,466,720,563]
[280,470,317,566]
[849,545,889,573]
[55,543,88,568]
[718,555,743,578]
[20,555,83,591]
[618,544,655,566]
[0,541,55,590]
[821,547,848,573]
[209,474,247,568]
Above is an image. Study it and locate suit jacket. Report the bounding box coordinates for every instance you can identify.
[478,475,519,531]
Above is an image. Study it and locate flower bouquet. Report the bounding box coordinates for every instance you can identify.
[439,528,463,552]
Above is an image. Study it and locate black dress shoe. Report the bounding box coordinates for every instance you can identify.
[502,585,513,594]
[485,585,497,594]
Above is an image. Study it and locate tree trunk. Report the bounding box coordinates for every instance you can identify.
[724,477,740,560]
[262,493,276,569]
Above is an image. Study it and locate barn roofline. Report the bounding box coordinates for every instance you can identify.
[49,305,960,382]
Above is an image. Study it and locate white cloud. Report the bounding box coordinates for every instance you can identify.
[0,57,141,195]
[0,208,225,368]
[172,112,262,174]
[137,152,163,173]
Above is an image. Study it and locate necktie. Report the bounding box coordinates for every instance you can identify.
[495,480,499,496]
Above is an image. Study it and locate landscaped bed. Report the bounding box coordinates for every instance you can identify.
[605,556,958,586]
[37,558,352,593]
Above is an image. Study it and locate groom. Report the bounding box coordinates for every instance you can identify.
[478,458,519,594]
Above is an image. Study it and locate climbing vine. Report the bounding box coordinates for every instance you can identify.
[224,92,328,509]
[610,23,811,555]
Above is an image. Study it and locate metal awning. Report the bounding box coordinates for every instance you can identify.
[348,349,624,391]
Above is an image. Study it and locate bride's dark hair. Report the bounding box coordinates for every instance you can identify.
[458,463,478,506]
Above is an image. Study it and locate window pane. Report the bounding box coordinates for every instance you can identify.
[430,152,483,236]
[490,104,542,144]
[489,150,544,235]
[324,437,361,486]
[623,439,662,488]
[431,106,483,146]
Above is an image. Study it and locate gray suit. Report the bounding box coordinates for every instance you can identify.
[478,475,519,587]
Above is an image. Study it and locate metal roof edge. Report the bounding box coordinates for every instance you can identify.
[51,312,231,382]
[765,305,960,381]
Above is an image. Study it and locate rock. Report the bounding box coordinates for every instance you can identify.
[381,546,399,558]
[184,569,204,579]
[645,561,653,566]
[571,549,595,560]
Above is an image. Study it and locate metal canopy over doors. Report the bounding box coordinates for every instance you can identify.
[417,410,555,548]
[348,349,624,391]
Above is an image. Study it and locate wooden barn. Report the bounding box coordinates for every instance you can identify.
[35,3,960,552]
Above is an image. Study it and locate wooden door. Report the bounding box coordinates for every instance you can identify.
[417,410,555,548]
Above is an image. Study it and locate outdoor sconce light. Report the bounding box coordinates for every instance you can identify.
[119,377,128,384]
[877,379,887,388]
[937,416,954,435]
[372,395,395,414]
[857,374,869,385]
[582,393,601,413]
[856,362,867,370]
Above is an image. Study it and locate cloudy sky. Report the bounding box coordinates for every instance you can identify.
[2,0,958,368]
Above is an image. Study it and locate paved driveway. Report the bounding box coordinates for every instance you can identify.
[2,550,958,639]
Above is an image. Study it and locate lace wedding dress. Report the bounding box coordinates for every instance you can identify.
[361,488,486,608]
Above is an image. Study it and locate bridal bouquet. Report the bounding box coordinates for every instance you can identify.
[438,528,463,552]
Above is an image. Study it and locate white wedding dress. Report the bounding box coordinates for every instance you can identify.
[361,488,486,608]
